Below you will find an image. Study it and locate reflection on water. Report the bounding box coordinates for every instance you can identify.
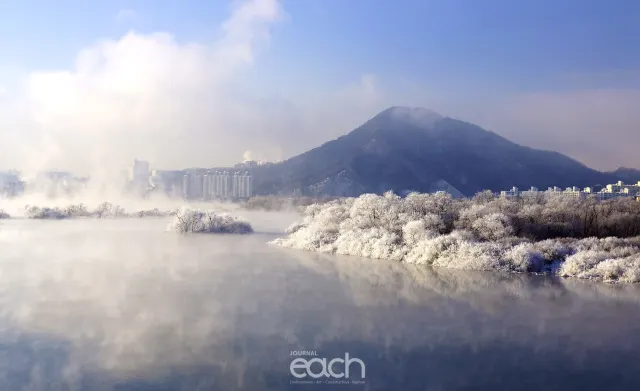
[0,218,640,390]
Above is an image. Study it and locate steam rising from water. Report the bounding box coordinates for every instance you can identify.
[0,217,639,389]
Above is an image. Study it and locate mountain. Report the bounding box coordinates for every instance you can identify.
[609,167,640,184]
[252,106,620,197]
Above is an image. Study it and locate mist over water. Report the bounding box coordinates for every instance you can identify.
[1,215,640,390]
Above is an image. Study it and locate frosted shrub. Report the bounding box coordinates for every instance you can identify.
[423,213,445,233]
[402,220,437,246]
[315,204,350,229]
[403,192,433,218]
[133,208,173,218]
[580,256,640,283]
[285,222,306,235]
[272,221,339,252]
[94,202,127,218]
[433,241,505,271]
[455,204,489,231]
[0,210,9,219]
[168,208,253,234]
[272,191,640,282]
[569,238,640,261]
[334,227,404,261]
[533,239,574,262]
[404,230,475,265]
[472,190,496,205]
[502,243,545,273]
[61,203,91,217]
[471,213,514,241]
[495,236,531,247]
[347,194,394,230]
[558,251,612,278]
[17,202,177,219]
[25,206,69,219]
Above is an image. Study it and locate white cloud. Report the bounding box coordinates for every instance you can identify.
[0,0,390,179]
[0,0,291,175]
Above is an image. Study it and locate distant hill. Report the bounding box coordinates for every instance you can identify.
[608,167,640,185]
[252,106,625,197]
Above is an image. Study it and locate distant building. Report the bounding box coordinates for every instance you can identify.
[239,172,252,198]
[183,172,204,199]
[130,159,150,190]
[0,171,24,197]
[500,180,640,201]
[500,187,520,199]
[563,186,585,200]
[151,170,184,197]
[214,171,225,198]
[203,172,213,200]
[595,180,640,201]
[605,181,640,194]
[218,171,231,198]
[232,172,239,198]
[181,170,252,200]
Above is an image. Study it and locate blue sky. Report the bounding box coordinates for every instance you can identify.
[2,0,638,90]
[0,0,638,171]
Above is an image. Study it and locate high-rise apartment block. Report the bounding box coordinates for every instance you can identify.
[182,170,252,200]
[130,159,150,189]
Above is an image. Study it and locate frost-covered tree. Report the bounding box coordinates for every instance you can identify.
[471,190,496,205]
[471,213,515,241]
[271,190,640,283]
[168,208,253,234]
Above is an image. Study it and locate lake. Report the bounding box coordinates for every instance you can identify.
[1,214,640,390]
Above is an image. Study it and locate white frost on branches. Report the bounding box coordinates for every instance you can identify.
[272,191,640,283]
[25,206,72,219]
[167,208,253,234]
[17,202,175,219]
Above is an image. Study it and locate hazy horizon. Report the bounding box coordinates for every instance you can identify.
[0,0,638,176]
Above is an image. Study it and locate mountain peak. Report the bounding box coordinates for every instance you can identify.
[374,106,443,128]
[253,106,613,197]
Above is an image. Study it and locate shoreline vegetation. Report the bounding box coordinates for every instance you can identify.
[20,203,177,219]
[271,191,640,283]
[240,195,339,212]
[0,202,254,235]
[4,191,640,282]
[167,208,253,234]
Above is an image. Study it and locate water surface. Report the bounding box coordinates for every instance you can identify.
[0,216,639,390]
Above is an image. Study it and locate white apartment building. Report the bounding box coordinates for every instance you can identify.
[605,181,640,194]
[203,172,213,200]
[500,181,640,201]
[183,172,204,199]
[231,172,253,199]
[500,187,520,199]
[232,172,239,198]
[130,159,150,187]
[185,170,252,200]
[562,186,585,199]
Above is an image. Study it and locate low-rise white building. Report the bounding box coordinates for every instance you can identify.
[500,180,640,202]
